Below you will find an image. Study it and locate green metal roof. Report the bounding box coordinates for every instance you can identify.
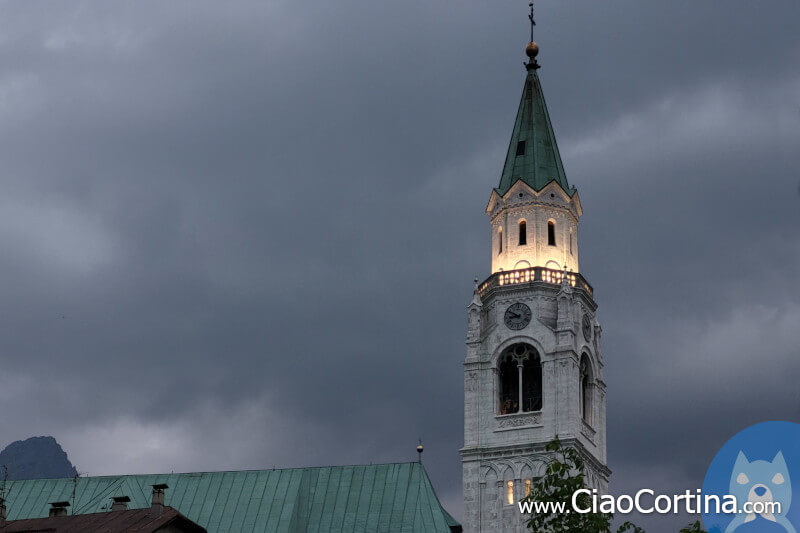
[495,68,574,197]
[0,463,458,533]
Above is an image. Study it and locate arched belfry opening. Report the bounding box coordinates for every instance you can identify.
[498,343,542,414]
[522,354,543,412]
[498,356,518,414]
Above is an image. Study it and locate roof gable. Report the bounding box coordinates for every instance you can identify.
[486,178,582,220]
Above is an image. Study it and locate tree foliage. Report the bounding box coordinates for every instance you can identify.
[522,439,705,533]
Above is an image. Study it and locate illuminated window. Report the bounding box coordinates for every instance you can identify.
[498,227,503,254]
[547,221,556,246]
[518,220,527,245]
[507,480,515,504]
[525,479,532,496]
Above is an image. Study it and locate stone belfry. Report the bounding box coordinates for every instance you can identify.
[460,5,609,531]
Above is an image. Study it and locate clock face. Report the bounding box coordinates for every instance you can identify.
[504,302,532,330]
[582,314,593,340]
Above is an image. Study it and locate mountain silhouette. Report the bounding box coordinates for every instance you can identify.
[0,436,78,480]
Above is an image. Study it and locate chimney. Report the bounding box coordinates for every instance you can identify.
[110,496,130,512]
[48,501,70,517]
[151,484,168,516]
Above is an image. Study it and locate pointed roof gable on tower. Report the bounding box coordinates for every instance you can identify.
[495,68,573,198]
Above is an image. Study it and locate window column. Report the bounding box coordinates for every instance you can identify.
[517,361,524,414]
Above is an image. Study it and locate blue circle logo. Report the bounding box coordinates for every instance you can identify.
[702,421,800,533]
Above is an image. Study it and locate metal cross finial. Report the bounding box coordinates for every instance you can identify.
[529,2,536,42]
[524,2,540,69]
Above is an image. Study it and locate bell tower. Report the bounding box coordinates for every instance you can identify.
[460,5,609,532]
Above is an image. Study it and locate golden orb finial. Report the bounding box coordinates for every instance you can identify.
[525,41,539,58]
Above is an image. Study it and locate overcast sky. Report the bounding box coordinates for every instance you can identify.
[0,1,798,531]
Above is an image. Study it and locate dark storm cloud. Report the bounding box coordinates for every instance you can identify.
[0,1,798,531]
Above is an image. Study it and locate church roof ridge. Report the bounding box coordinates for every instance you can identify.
[0,460,428,482]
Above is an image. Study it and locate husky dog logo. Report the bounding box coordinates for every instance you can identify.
[725,451,795,533]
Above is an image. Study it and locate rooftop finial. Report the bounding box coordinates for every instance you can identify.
[529,1,535,41]
[525,1,540,70]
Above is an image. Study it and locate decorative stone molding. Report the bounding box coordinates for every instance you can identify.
[466,371,479,392]
[495,412,542,431]
[581,419,596,442]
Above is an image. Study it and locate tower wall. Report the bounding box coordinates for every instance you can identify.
[461,280,608,532]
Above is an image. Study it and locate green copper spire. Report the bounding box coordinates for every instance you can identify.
[495,6,574,197]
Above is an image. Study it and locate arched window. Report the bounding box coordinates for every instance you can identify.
[498,343,542,414]
[525,478,532,497]
[498,227,503,255]
[547,221,556,246]
[580,355,592,424]
[506,480,515,504]
[518,220,527,246]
